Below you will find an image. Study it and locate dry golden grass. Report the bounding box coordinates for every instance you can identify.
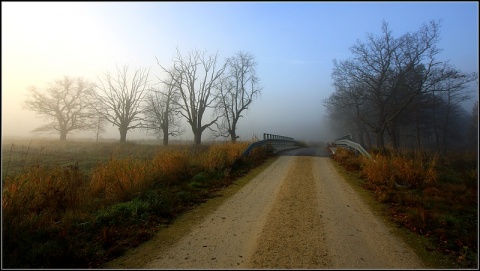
[360,151,438,188]
[200,141,250,172]
[150,149,191,186]
[89,158,154,206]
[332,147,478,268]
[2,164,87,225]
[2,140,269,268]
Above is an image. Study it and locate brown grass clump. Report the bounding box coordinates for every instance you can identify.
[150,149,191,186]
[2,164,86,226]
[89,157,154,206]
[201,141,250,172]
[332,147,362,171]
[361,152,438,189]
[361,154,391,185]
[2,163,89,268]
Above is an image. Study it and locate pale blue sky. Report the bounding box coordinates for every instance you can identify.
[2,1,478,142]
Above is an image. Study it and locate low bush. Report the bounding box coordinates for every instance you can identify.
[95,198,150,226]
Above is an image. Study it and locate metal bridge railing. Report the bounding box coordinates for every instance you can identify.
[335,134,352,141]
[240,133,299,158]
[333,138,371,159]
[263,133,295,141]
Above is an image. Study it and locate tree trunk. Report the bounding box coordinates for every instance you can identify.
[441,105,451,154]
[163,129,169,146]
[95,118,101,143]
[415,114,422,151]
[230,131,237,142]
[194,132,202,145]
[376,131,385,150]
[357,129,365,147]
[389,123,398,150]
[119,127,128,143]
[60,130,67,141]
[230,123,237,142]
[365,130,372,149]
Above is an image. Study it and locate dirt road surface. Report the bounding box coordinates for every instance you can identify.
[105,147,426,269]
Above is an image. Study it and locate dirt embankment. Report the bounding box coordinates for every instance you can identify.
[104,150,426,269]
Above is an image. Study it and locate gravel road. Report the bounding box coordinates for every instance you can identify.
[105,147,426,269]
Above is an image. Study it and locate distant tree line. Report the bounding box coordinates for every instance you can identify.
[323,20,478,153]
[23,49,261,145]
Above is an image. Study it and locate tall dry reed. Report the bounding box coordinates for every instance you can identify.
[89,157,153,206]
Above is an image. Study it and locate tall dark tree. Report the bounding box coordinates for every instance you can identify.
[468,100,478,149]
[159,49,227,145]
[24,76,95,140]
[326,20,477,150]
[429,70,476,153]
[215,51,262,142]
[89,65,150,143]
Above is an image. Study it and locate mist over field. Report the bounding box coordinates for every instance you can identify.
[2,2,478,146]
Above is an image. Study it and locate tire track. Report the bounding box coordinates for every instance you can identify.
[141,156,294,269]
[248,156,332,268]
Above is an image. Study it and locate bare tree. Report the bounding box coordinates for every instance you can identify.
[215,51,262,142]
[159,49,227,145]
[429,70,477,153]
[323,85,373,148]
[89,65,150,143]
[23,76,95,141]
[143,75,184,145]
[327,20,477,149]
[93,114,107,143]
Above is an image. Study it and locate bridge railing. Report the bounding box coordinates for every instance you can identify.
[335,134,352,141]
[263,133,295,141]
[332,138,371,159]
[240,133,300,158]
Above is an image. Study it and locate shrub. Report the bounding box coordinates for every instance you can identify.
[190,172,210,188]
[95,198,150,226]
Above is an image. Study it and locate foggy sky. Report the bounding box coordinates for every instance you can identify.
[2,2,478,143]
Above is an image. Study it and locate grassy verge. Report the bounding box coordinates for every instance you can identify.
[103,155,280,268]
[2,139,273,268]
[329,147,478,268]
